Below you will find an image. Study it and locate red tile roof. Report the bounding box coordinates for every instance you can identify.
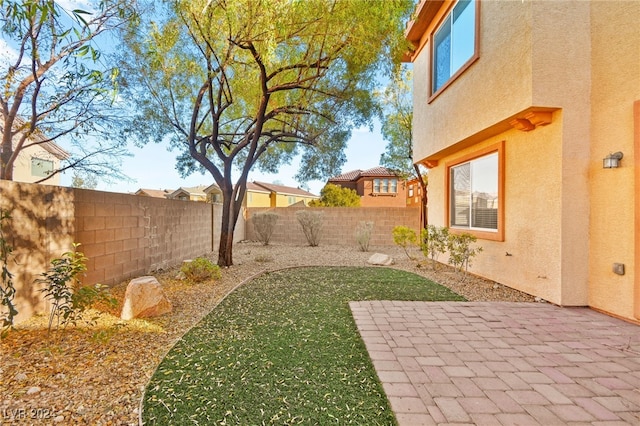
[328,167,399,182]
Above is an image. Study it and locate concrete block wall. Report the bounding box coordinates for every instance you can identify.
[0,181,75,322]
[0,181,237,324]
[245,207,421,247]
[74,189,215,287]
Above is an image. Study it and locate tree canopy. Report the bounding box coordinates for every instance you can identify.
[378,67,415,179]
[0,0,137,182]
[309,183,360,207]
[378,67,427,226]
[120,0,413,265]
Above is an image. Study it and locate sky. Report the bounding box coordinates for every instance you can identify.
[61,122,388,196]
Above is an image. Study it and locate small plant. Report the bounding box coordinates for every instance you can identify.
[296,210,323,247]
[181,257,221,282]
[392,225,417,259]
[420,225,449,270]
[447,232,483,280]
[254,254,273,263]
[252,211,279,245]
[38,244,116,335]
[0,210,18,338]
[355,221,374,252]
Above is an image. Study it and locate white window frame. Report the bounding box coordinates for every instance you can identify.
[446,142,505,242]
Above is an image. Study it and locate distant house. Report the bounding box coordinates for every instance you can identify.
[405,177,424,208]
[165,185,208,202]
[246,181,318,207]
[327,167,407,207]
[203,183,223,204]
[1,121,69,185]
[135,188,173,198]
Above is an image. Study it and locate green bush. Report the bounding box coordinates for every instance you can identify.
[447,232,483,280]
[252,211,279,245]
[392,225,417,259]
[181,257,221,283]
[38,244,116,335]
[420,225,449,270]
[0,209,17,338]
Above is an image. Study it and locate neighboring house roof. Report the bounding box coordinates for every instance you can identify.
[203,183,222,194]
[135,188,173,198]
[251,181,318,198]
[246,181,271,194]
[329,167,400,182]
[0,119,70,160]
[167,185,208,199]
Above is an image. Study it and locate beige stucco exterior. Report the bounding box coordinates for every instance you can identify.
[12,142,65,185]
[245,182,319,207]
[408,0,640,322]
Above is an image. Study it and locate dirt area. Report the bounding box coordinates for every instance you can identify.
[0,242,535,425]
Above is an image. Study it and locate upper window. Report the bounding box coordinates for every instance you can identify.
[432,0,477,94]
[447,142,504,241]
[31,157,53,178]
[373,178,398,194]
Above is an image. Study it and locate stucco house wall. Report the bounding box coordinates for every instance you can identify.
[408,0,639,321]
[588,1,640,320]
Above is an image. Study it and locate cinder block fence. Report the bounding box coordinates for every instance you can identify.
[246,206,421,246]
[0,180,227,323]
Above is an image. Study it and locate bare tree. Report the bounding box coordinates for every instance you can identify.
[0,0,137,182]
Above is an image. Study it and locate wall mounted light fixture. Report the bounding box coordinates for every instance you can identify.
[603,151,623,169]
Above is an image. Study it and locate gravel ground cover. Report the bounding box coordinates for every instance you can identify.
[0,242,534,425]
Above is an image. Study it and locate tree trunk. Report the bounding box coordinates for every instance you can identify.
[217,229,234,266]
[217,190,236,267]
[413,163,428,228]
[216,179,246,267]
[1,133,14,181]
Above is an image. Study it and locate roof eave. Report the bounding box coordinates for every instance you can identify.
[404,0,444,61]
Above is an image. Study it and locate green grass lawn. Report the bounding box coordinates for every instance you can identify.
[142,266,465,425]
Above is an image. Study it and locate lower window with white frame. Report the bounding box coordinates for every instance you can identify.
[449,151,498,231]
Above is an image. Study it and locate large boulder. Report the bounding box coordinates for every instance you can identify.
[367,253,394,266]
[121,276,172,320]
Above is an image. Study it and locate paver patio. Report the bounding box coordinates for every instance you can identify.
[350,301,640,425]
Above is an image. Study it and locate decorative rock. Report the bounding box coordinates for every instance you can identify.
[367,253,394,266]
[120,276,172,320]
[14,372,27,382]
[26,386,41,395]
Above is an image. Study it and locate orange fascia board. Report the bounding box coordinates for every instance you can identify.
[406,0,444,45]
[417,107,559,165]
[404,0,445,62]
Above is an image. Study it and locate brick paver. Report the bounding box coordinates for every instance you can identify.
[350,301,640,425]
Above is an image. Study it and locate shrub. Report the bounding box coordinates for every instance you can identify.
[181,257,221,283]
[0,209,17,338]
[447,232,483,280]
[355,221,374,252]
[252,211,279,245]
[392,225,417,259]
[296,210,323,247]
[420,225,449,270]
[38,244,116,335]
[309,183,361,207]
